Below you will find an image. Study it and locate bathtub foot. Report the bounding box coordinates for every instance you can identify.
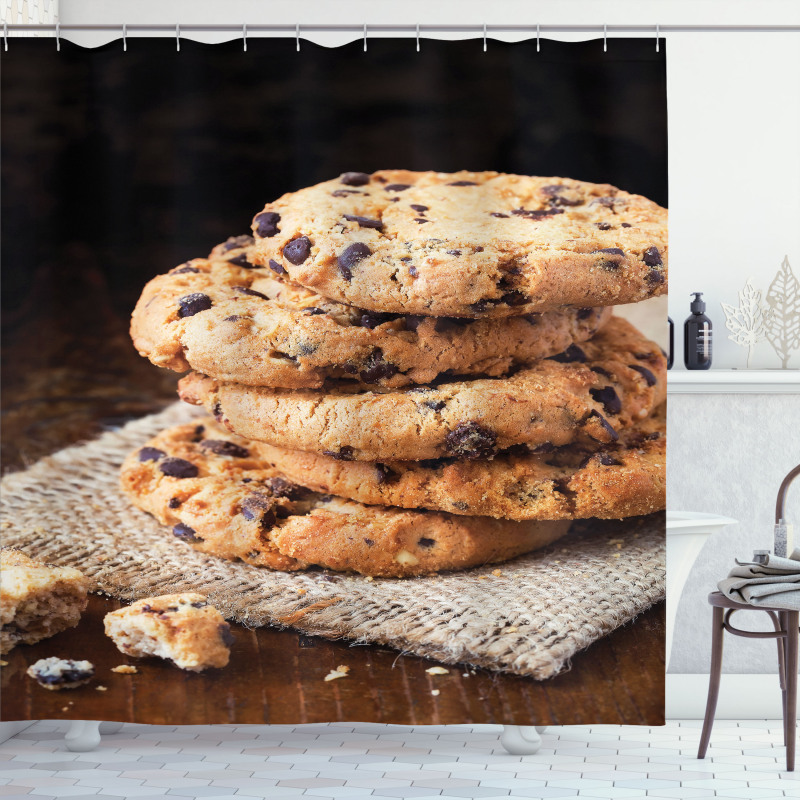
[64,720,101,752]
[99,721,124,735]
[500,725,543,754]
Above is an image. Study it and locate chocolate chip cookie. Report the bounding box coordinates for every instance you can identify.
[254,405,665,520]
[120,421,571,577]
[251,170,668,318]
[104,593,233,671]
[131,237,612,389]
[177,317,666,461]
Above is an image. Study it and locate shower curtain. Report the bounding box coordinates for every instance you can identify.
[1,35,668,725]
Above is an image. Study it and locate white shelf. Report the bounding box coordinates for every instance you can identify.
[667,369,800,394]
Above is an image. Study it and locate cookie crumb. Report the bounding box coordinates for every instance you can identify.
[431,689,440,696]
[0,660,8,666]
[296,588,307,595]
[425,666,449,675]
[96,685,108,692]
[324,665,350,681]
[111,664,138,674]
[27,658,94,690]
[462,673,469,678]
[506,626,518,633]
[364,576,374,582]
[491,569,502,577]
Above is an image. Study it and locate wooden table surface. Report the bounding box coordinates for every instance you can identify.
[1,260,665,726]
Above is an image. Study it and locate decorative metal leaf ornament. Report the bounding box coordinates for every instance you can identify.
[764,256,800,369]
[721,279,771,368]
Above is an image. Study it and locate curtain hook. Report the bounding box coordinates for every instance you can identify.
[176,23,180,52]
[243,23,247,52]
[363,23,367,52]
[603,23,607,53]
[416,22,420,53]
[296,23,300,52]
[483,23,487,52]
[56,22,60,51]
[123,23,127,52]
[536,22,540,52]
[656,23,660,52]
[3,22,7,52]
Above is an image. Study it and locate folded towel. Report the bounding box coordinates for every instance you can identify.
[718,548,800,610]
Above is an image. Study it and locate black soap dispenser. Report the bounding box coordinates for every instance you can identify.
[684,292,712,370]
[667,317,674,369]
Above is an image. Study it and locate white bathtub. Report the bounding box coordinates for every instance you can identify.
[665,511,738,669]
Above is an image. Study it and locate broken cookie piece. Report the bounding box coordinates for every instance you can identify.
[27,657,94,690]
[0,550,90,655]
[103,593,233,671]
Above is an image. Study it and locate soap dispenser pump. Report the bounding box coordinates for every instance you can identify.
[684,292,712,370]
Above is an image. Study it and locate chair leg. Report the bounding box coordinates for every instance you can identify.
[785,611,798,772]
[775,611,788,746]
[698,606,725,759]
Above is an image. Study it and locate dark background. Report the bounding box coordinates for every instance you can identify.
[1,36,666,466]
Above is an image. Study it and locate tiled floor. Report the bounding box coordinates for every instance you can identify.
[0,720,796,800]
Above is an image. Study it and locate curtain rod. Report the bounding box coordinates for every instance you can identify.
[3,23,800,34]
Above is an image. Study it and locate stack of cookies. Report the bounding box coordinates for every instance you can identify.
[124,170,667,578]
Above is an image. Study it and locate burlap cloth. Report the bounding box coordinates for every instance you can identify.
[0,403,665,679]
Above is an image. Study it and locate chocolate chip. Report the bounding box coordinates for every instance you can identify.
[532,442,555,454]
[418,537,436,548]
[200,439,250,458]
[384,183,411,191]
[591,366,613,378]
[596,453,623,466]
[410,204,428,213]
[139,447,166,462]
[212,402,223,422]
[171,265,200,274]
[360,348,398,383]
[227,253,257,269]
[524,313,540,325]
[191,600,207,608]
[424,400,446,411]
[193,425,205,440]
[178,293,212,317]
[283,236,312,265]
[647,269,665,285]
[322,446,355,461]
[593,247,625,257]
[241,493,276,528]
[408,265,418,277]
[173,523,200,542]
[254,211,281,238]
[168,497,182,509]
[590,386,622,415]
[446,249,462,256]
[340,171,371,186]
[338,242,371,280]
[470,300,491,313]
[375,464,394,485]
[159,458,199,478]
[222,235,255,251]
[343,214,383,230]
[404,315,424,332]
[448,180,477,186]
[223,315,243,322]
[642,246,662,266]
[445,422,498,459]
[621,222,632,227]
[268,259,287,275]
[218,623,235,647]
[331,189,363,197]
[587,410,619,442]
[233,286,269,300]
[577,308,594,319]
[359,311,395,329]
[414,218,429,224]
[548,344,587,363]
[512,207,565,220]
[501,290,528,306]
[364,538,375,547]
[541,185,582,206]
[304,307,326,316]
[629,364,657,386]
[491,212,509,218]
[595,222,612,231]
[264,476,307,499]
